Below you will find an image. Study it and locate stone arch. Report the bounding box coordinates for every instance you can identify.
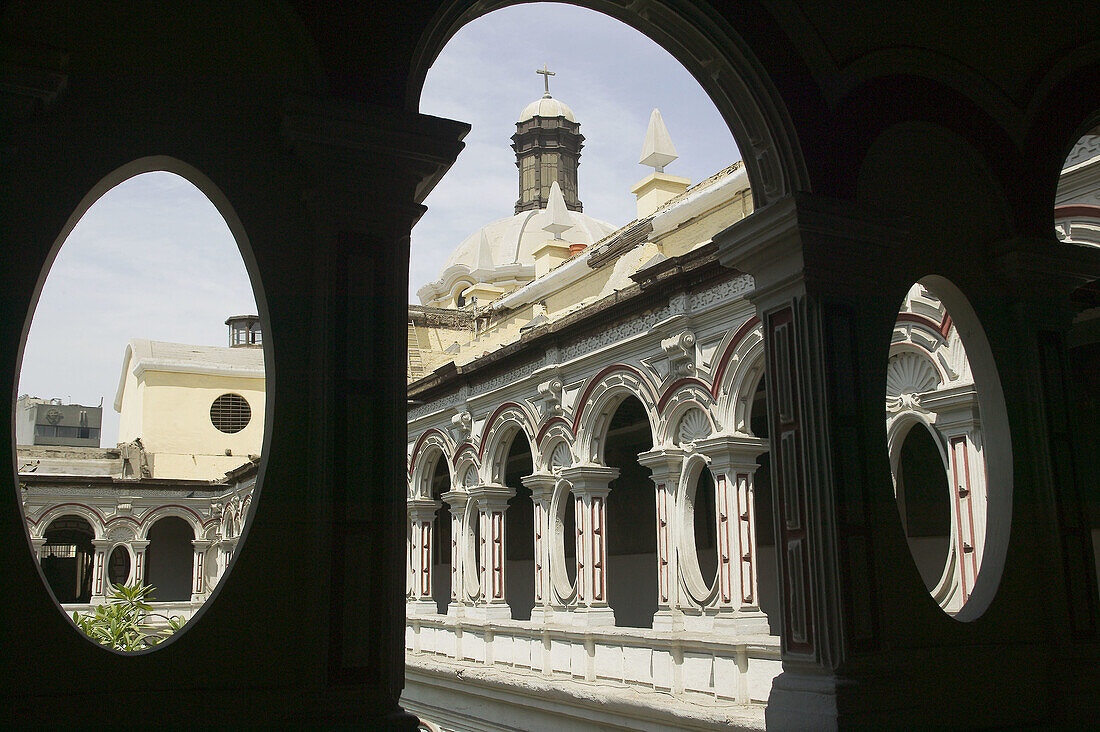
[657,381,717,447]
[410,429,454,499]
[33,504,107,541]
[548,476,578,604]
[716,327,767,436]
[539,429,575,475]
[40,513,98,605]
[574,366,659,465]
[407,0,810,207]
[136,506,206,542]
[478,402,537,485]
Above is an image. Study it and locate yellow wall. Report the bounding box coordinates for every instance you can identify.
[118,367,265,480]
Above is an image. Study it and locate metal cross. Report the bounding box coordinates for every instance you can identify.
[537,64,555,94]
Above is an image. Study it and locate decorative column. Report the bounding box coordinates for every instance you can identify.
[90,539,111,603]
[406,498,440,616]
[522,473,557,622]
[923,384,985,606]
[637,447,686,630]
[695,434,771,634]
[31,537,45,561]
[284,95,468,726]
[468,484,514,620]
[219,538,239,581]
[130,539,149,586]
[191,539,213,602]
[559,465,618,627]
[716,193,902,727]
[440,490,469,616]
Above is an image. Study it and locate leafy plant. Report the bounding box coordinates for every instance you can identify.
[72,582,186,651]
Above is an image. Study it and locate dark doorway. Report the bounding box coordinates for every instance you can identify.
[429,454,452,614]
[42,516,95,604]
[503,431,535,620]
[896,423,951,592]
[145,517,195,602]
[604,396,657,628]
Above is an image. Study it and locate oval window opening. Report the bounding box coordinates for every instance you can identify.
[17,166,267,652]
[887,280,999,617]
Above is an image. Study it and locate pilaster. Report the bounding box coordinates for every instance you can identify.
[559,465,618,627]
[637,447,686,631]
[440,490,470,617]
[191,540,213,602]
[91,540,111,602]
[716,193,901,727]
[522,473,558,622]
[130,540,150,586]
[467,484,514,621]
[695,435,771,636]
[407,498,440,616]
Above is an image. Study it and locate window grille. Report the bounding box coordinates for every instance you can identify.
[210,393,251,434]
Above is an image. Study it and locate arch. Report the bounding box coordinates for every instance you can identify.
[410,430,454,499]
[657,380,717,446]
[478,402,537,484]
[539,429,575,475]
[573,365,659,465]
[548,477,578,604]
[135,506,206,542]
[664,401,717,449]
[713,318,766,434]
[31,504,107,541]
[407,1,810,208]
[41,514,97,604]
[409,427,454,480]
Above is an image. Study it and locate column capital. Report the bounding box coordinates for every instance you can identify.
[467,484,514,510]
[520,472,558,502]
[406,498,441,522]
[191,540,214,551]
[91,539,113,549]
[439,490,470,510]
[130,539,150,550]
[693,434,769,474]
[715,193,904,308]
[559,464,619,496]
[922,383,980,434]
[637,446,686,482]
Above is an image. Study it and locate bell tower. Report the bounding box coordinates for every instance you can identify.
[512,65,584,214]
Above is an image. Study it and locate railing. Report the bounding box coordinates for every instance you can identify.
[406,612,781,704]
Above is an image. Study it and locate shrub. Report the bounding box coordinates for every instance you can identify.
[72,582,186,651]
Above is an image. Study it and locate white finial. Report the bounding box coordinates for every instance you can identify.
[475,229,494,271]
[639,108,678,173]
[542,181,573,240]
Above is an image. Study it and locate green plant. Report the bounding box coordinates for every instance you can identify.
[72,582,186,651]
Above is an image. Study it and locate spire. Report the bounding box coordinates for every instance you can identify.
[639,108,678,173]
[542,181,573,240]
[475,229,493,271]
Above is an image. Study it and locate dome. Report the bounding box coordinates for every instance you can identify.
[518,94,576,123]
[417,207,617,306]
[443,208,614,272]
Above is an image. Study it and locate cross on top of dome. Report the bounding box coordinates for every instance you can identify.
[537,63,555,98]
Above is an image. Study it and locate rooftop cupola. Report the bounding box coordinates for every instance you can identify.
[226,314,262,347]
[512,65,584,214]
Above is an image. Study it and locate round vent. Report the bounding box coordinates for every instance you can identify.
[210,393,251,434]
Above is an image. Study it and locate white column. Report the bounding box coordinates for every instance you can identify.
[696,434,771,634]
[191,539,213,602]
[406,498,440,616]
[637,447,686,630]
[522,473,557,623]
[440,490,469,616]
[91,539,111,603]
[925,384,986,606]
[31,538,46,562]
[468,484,514,620]
[131,539,150,586]
[559,465,618,627]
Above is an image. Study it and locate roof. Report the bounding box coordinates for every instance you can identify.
[113,339,265,412]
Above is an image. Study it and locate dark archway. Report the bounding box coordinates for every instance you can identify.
[42,516,95,604]
[428,454,452,614]
[896,423,951,593]
[749,376,779,634]
[503,431,534,620]
[604,395,656,628]
[145,517,195,602]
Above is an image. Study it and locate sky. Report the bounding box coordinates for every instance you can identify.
[17,3,737,448]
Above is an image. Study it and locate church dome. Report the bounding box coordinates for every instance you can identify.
[417,207,616,307]
[518,93,576,123]
[443,209,614,272]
